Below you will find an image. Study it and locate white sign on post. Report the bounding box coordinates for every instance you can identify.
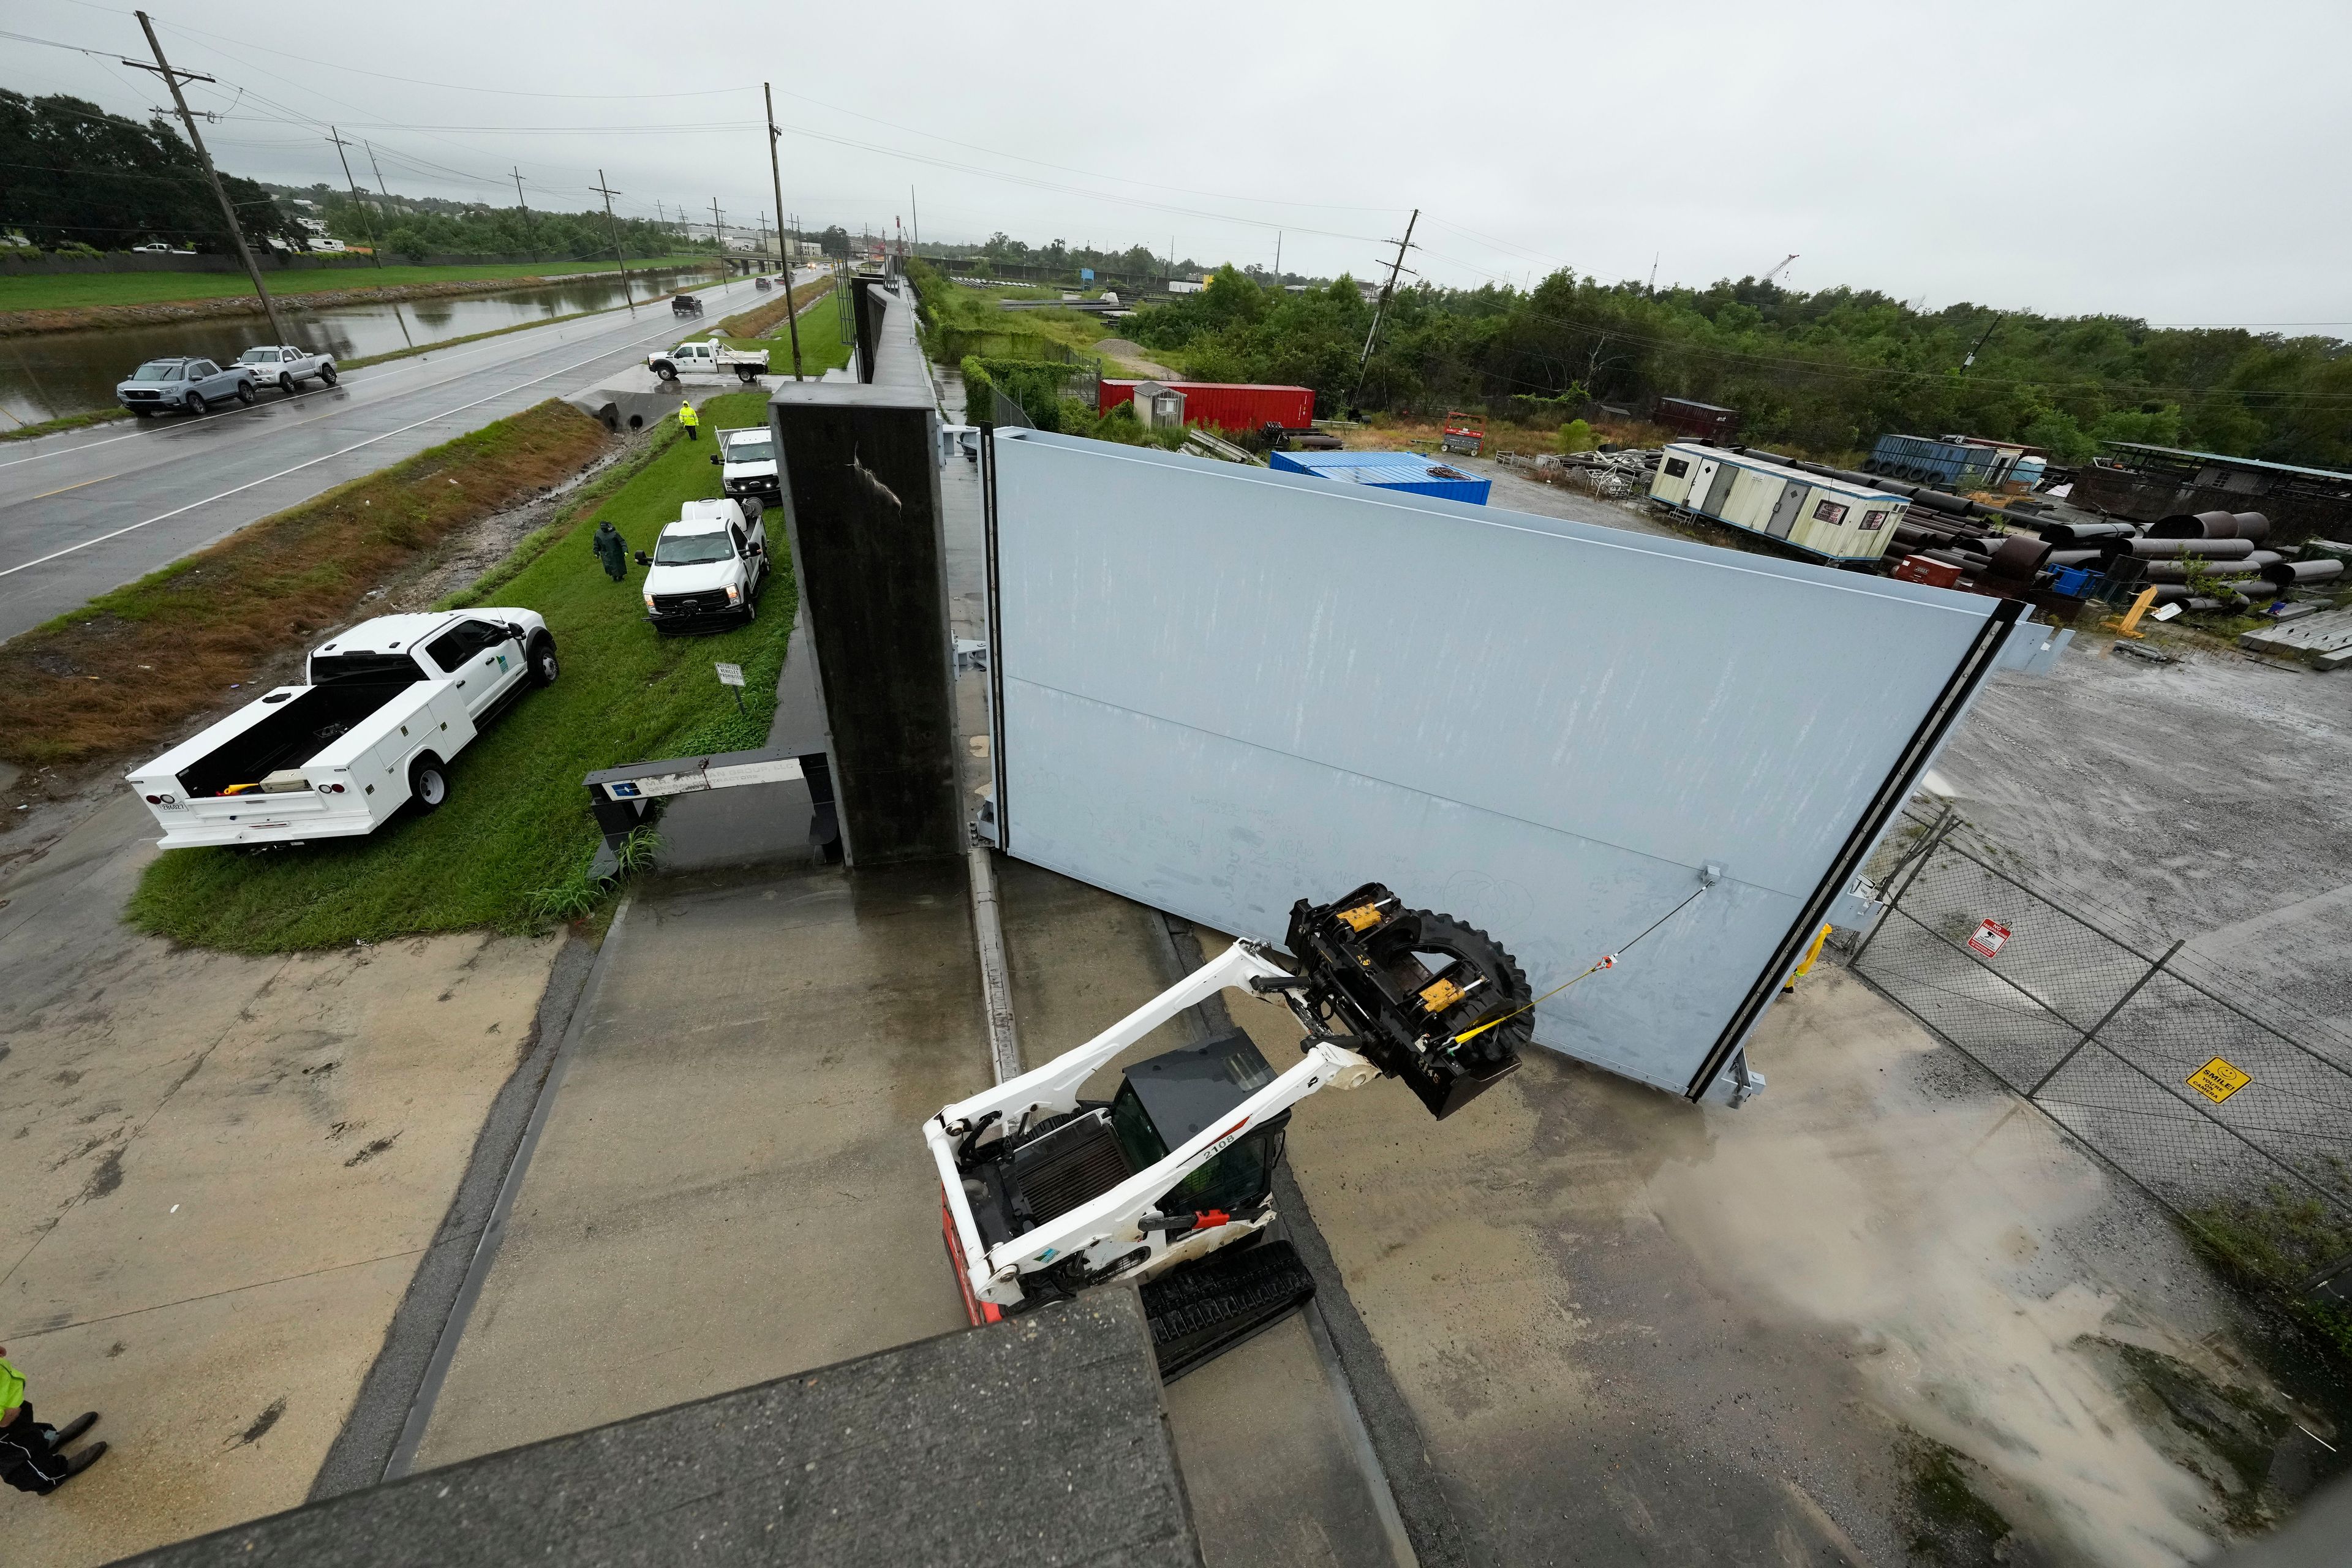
[715,662,745,688]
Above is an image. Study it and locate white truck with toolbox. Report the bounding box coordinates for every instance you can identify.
[127,611,558,849]
[709,425,781,504]
[636,499,771,633]
[646,338,770,383]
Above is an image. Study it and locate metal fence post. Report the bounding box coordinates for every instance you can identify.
[1849,802,1953,968]
[2027,938,2183,1098]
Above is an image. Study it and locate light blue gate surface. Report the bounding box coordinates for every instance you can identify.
[989,432,2021,1096]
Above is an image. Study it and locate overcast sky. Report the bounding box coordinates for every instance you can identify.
[12,0,2346,330]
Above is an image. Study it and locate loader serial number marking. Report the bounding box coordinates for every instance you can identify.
[2187,1057,2250,1104]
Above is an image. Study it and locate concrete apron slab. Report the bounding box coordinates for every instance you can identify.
[0,793,557,1567]
[408,859,990,1468]
[993,859,1409,1568]
[1212,946,2271,1567]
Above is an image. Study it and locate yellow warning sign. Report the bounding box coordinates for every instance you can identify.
[2187,1057,2250,1104]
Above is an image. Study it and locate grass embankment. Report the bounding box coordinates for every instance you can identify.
[126,390,792,953]
[0,255,729,315]
[716,276,854,376]
[0,400,613,769]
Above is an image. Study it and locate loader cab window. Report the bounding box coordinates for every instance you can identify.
[1109,1028,1287,1218]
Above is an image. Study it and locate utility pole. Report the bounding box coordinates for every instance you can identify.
[910,186,919,251]
[126,11,291,343]
[326,127,383,270]
[511,167,533,260]
[591,170,635,314]
[1350,207,1418,413]
[364,140,393,206]
[1648,252,1659,295]
[709,197,724,262]
[1961,314,2004,372]
[763,81,804,380]
[1274,231,1281,284]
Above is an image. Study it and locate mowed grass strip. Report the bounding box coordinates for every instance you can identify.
[127,390,793,953]
[0,399,613,770]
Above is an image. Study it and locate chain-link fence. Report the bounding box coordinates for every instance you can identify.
[1852,806,2352,1291]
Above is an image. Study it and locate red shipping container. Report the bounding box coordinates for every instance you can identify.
[1890,555,1964,589]
[1098,379,1316,434]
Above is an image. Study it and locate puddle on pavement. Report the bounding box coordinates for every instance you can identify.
[1645,970,2333,1566]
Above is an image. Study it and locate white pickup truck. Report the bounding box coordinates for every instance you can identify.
[127,611,558,850]
[710,425,781,504]
[236,344,339,395]
[637,499,771,633]
[646,338,770,384]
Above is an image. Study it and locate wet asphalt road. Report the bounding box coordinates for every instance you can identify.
[0,267,824,645]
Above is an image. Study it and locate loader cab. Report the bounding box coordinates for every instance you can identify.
[1109,1031,1288,1216]
[960,1029,1288,1250]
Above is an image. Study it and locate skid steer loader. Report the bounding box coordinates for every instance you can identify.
[925,882,1533,1378]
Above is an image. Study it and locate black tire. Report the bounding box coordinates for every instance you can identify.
[408,753,450,813]
[736,366,756,383]
[528,634,560,688]
[184,392,207,416]
[320,364,338,386]
[279,374,296,394]
[235,382,255,406]
[1396,910,1533,1069]
[131,407,153,418]
[655,363,678,382]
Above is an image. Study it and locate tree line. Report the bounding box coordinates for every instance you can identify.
[1,90,309,254]
[1121,266,2352,469]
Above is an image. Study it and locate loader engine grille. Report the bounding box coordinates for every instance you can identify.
[1008,1109,1132,1226]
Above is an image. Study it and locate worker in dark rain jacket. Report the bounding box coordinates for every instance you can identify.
[592,519,629,582]
[0,1345,105,1496]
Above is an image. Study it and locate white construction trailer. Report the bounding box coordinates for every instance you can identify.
[1649,443,1909,564]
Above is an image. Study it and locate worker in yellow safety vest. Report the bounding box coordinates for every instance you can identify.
[677,399,700,440]
[0,1344,105,1496]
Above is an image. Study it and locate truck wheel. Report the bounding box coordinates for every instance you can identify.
[409,755,450,813]
[184,392,207,416]
[528,635,560,688]
[236,382,256,406]
[736,366,756,383]
[655,363,677,382]
[320,364,338,386]
[279,374,297,394]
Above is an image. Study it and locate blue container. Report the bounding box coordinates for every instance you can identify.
[1267,450,1492,505]
[2047,565,2097,597]
[1866,434,2005,490]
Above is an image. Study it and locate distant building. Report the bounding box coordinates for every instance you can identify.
[2073,442,2352,540]
[1652,396,1741,440]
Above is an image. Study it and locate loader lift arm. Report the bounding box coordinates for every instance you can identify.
[925,882,1532,1375]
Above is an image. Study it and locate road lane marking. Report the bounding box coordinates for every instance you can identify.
[0,269,783,472]
[0,313,703,581]
[26,475,110,500]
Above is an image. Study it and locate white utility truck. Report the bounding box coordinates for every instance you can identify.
[127,611,557,849]
[236,344,339,394]
[646,339,769,383]
[637,499,772,633]
[929,882,1531,1376]
[709,425,782,505]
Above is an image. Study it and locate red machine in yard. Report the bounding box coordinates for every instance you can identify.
[1098,379,1315,435]
[1441,410,1485,456]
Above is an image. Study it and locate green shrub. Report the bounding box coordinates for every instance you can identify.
[1557,418,1597,453]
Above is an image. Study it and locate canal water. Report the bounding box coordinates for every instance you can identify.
[0,265,724,428]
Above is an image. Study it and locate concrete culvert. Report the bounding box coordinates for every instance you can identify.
[2262,557,2346,587]
[2127,536,2256,559]
[2149,509,2244,539]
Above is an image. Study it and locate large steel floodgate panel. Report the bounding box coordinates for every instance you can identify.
[989,432,2007,1095]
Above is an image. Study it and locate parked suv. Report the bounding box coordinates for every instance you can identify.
[637,499,771,633]
[115,356,258,417]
